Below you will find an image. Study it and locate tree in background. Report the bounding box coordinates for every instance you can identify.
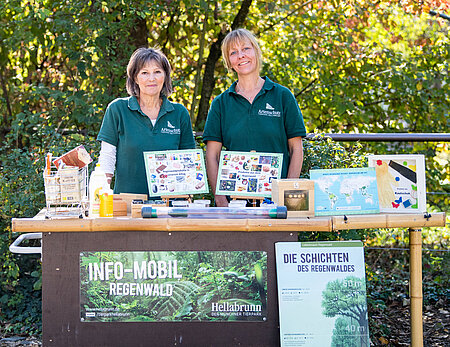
[0,0,448,336]
[1,0,447,208]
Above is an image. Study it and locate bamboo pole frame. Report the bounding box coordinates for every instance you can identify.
[409,228,423,347]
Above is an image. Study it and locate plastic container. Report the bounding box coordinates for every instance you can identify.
[192,199,211,208]
[228,200,247,208]
[141,206,288,219]
[88,164,109,218]
[171,200,189,208]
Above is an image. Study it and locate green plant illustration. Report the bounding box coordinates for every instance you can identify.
[322,276,369,347]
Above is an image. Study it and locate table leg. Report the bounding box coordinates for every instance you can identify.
[409,227,423,347]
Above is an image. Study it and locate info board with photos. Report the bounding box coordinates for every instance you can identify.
[143,149,209,197]
[215,151,283,198]
[367,154,426,213]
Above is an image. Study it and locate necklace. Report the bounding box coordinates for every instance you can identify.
[236,78,264,103]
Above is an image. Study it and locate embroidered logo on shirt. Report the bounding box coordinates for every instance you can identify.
[161,121,180,135]
[258,103,281,117]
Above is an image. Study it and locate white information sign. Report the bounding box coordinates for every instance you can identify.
[275,241,370,347]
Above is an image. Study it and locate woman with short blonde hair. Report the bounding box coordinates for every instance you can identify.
[203,29,307,207]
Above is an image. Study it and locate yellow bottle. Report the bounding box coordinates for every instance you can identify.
[99,189,113,217]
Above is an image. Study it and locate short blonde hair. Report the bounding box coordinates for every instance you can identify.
[126,47,173,98]
[221,28,263,73]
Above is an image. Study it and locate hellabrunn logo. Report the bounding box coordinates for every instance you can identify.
[211,302,262,312]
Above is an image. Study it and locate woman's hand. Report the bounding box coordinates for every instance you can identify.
[214,195,229,207]
[105,173,113,185]
[287,137,303,178]
[205,141,229,206]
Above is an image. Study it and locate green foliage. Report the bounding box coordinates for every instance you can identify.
[0,0,448,339]
[0,252,42,336]
[302,135,367,177]
[365,231,450,341]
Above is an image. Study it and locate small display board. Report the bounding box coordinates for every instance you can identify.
[216,151,283,198]
[275,241,370,347]
[271,179,315,217]
[310,168,379,216]
[80,251,267,322]
[367,154,426,213]
[143,149,208,197]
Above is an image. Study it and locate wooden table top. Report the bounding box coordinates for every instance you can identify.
[11,211,446,233]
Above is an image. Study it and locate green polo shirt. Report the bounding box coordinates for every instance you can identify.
[97,96,195,195]
[203,77,307,178]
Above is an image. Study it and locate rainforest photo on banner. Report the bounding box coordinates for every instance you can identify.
[80,251,267,322]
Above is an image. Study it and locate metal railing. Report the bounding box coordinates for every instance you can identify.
[196,132,450,142]
[306,133,450,142]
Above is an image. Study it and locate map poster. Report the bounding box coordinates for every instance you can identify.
[310,168,380,216]
[367,154,426,213]
[143,149,208,197]
[275,241,370,347]
[215,151,283,198]
[80,251,267,322]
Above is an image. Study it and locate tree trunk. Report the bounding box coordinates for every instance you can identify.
[195,0,253,129]
[0,66,13,133]
[130,17,149,49]
[190,13,208,123]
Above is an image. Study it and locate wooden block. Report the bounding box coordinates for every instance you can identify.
[113,197,127,216]
[271,179,315,217]
[118,193,148,213]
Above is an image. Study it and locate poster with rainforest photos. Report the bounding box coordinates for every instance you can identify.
[275,241,370,347]
[216,151,283,198]
[80,251,267,322]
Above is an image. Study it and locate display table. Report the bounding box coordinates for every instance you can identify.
[12,212,446,347]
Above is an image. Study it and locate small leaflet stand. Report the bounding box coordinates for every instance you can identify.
[161,195,193,206]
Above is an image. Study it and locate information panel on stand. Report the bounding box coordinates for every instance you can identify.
[80,251,267,322]
[275,241,370,347]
